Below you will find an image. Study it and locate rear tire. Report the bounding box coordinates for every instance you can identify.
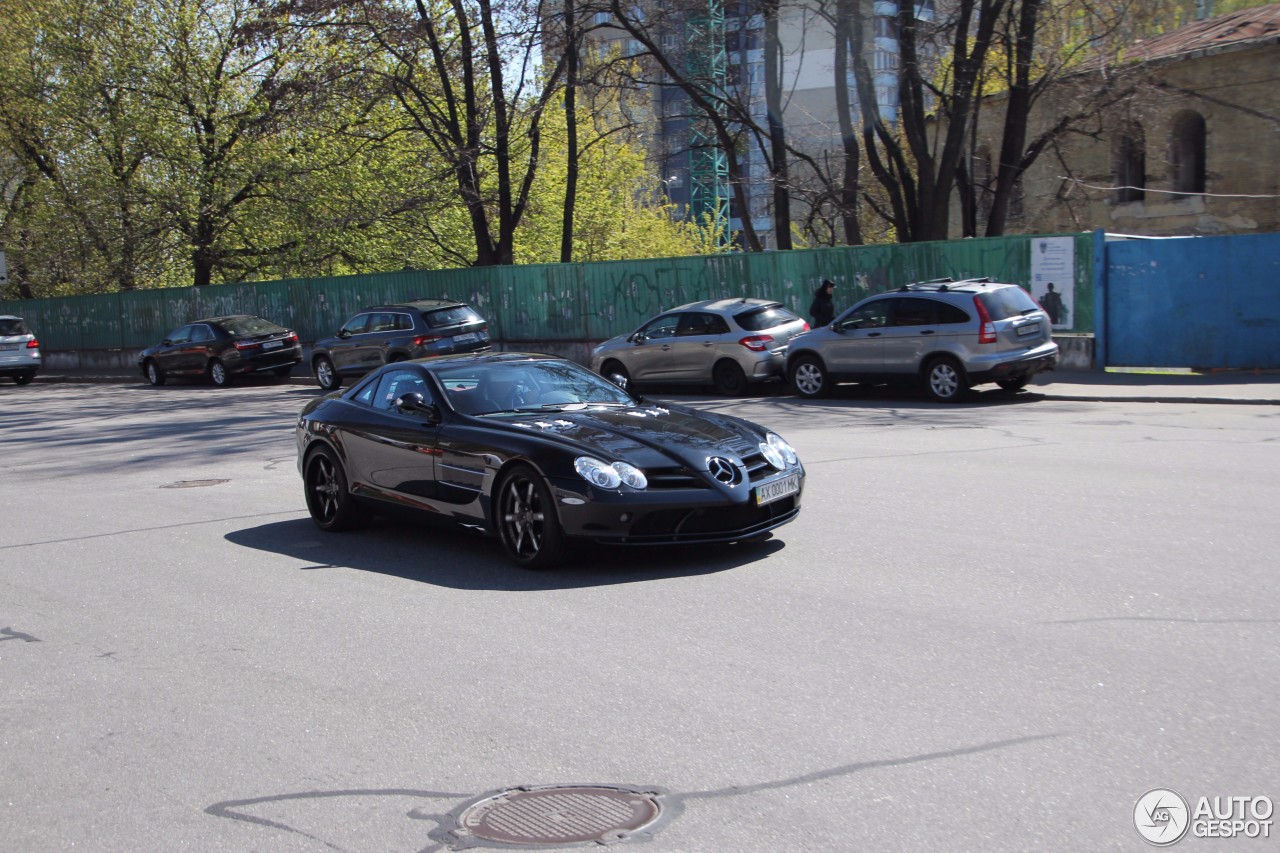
[495,463,566,570]
[14,373,34,386]
[304,446,368,531]
[789,356,829,398]
[712,359,747,396]
[314,356,341,391]
[273,365,294,378]
[924,357,968,403]
[208,359,230,387]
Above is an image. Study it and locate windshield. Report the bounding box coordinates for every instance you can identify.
[735,304,797,331]
[0,318,29,336]
[435,360,634,416]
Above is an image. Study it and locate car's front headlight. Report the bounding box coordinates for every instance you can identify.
[759,433,799,470]
[574,457,648,490]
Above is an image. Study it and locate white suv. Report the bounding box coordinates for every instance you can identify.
[786,278,1058,402]
[0,315,41,385]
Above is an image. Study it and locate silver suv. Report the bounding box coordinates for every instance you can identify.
[786,278,1058,402]
[0,315,41,385]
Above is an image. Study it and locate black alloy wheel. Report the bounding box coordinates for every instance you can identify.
[924,356,968,403]
[712,359,747,396]
[144,360,166,386]
[495,463,566,570]
[304,446,368,531]
[314,356,341,391]
[208,359,230,387]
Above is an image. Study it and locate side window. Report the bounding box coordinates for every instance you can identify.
[167,325,193,344]
[640,314,680,339]
[890,298,936,327]
[190,324,214,342]
[934,301,970,325]
[393,313,414,332]
[372,369,431,412]
[841,301,889,329]
[677,312,725,336]
[368,312,398,334]
[341,314,371,335]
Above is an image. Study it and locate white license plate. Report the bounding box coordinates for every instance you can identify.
[0,343,17,351]
[1017,322,1041,337]
[453,332,478,343]
[756,473,800,506]
[262,339,284,349]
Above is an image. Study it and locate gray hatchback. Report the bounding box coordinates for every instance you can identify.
[591,298,810,396]
[786,278,1058,402]
[311,299,491,390]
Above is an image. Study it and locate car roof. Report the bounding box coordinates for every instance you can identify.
[668,297,783,314]
[189,314,261,324]
[0,314,23,321]
[895,277,1016,294]
[411,351,564,369]
[364,299,467,311]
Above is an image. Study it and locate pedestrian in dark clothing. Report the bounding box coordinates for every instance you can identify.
[809,280,836,327]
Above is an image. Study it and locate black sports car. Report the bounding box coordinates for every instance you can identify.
[296,352,804,568]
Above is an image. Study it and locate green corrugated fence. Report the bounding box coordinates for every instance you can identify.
[0,234,1094,354]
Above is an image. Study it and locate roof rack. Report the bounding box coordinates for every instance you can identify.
[898,276,993,293]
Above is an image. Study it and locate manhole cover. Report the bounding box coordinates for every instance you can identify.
[445,785,665,848]
[159,479,229,489]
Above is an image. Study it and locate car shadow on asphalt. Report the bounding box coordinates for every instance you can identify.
[225,517,787,591]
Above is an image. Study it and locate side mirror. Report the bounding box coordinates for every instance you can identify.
[161,339,173,346]
[607,372,629,391]
[337,329,351,339]
[630,333,648,345]
[394,392,441,424]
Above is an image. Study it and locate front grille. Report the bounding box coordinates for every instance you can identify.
[644,466,703,489]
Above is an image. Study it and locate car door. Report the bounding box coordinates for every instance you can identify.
[624,313,682,381]
[329,313,372,375]
[186,323,220,374]
[879,297,942,377]
[673,311,728,380]
[154,325,194,375]
[340,368,442,504]
[823,299,890,379]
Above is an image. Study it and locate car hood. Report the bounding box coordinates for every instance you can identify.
[487,403,767,470]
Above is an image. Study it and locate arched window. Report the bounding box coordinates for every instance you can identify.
[1113,125,1146,203]
[1170,111,1206,199]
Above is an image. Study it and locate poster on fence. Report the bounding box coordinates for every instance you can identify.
[1030,236,1074,329]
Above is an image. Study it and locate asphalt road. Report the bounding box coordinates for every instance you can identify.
[2,381,1278,852]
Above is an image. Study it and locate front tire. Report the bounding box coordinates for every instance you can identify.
[712,359,747,396]
[789,356,829,398]
[314,356,341,391]
[304,446,368,531]
[208,359,230,387]
[144,359,166,387]
[495,464,566,570]
[925,357,969,403]
[600,360,631,391]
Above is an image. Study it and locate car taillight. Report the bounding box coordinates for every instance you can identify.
[802,322,810,332]
[414,335,443,346]
[27,338,39,348]
[973,297,997,344]
[739,335,774,352]
[285,333,298,344]
[234,340,255,350]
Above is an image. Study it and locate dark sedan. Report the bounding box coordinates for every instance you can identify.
[139,315,302,387]
[296,352,805,568]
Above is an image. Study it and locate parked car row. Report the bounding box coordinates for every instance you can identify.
[591,278,1058,402]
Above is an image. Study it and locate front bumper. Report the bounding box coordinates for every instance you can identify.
[548,468,804,545]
